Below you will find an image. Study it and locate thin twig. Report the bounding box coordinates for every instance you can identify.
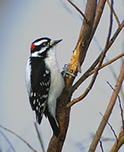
[0,125,37,152]
[99,140,104,152]
[67,0,88,23]
[0,130,16,152]
[34,122,45,152]
[105,0,113,48]
[107,122,118,141]
[91,53,124,75]
[100,111,118,141]
[107,0,120,26]
[88,62,124,152]
[117,95,124,130]
[94,37,117,81]
[107,81,124,130]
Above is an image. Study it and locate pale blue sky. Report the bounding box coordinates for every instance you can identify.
[0,0,124,151]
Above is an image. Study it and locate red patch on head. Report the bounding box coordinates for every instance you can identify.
[31,43,35,51]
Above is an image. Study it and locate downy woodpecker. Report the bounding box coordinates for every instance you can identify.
[25,37,65,135]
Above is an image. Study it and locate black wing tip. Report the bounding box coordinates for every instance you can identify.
[37,118,41,124]
[36,112,59,136]
[36,113,42,124]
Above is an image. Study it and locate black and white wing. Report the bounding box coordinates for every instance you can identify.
[26,57,50,124]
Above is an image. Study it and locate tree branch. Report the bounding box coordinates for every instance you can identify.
[67,0,114,107]
[110,129,124,152]
[66,0,108,88]
[67,52,124,107]
[107,81,124,129]
[88,61,124,152]
[100,111,118,141]
[92,0,107,36]
[71,20,124,93]
[91,53,124,75]
[65,0,97,87]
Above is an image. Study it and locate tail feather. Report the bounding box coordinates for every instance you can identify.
[35,107,59,136]
[47,112,59,136]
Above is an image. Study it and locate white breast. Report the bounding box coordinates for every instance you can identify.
[45,48,65,118]
[25,58,31,95]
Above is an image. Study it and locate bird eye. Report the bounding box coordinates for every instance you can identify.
[42,42,48,47]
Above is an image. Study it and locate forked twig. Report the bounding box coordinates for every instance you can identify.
[99,140,104,152]
[107,0,120,26]
[71,20,124,95]
[0,130,16,152]
[67,0,114,108]
[100,111,118,141]
[0,125,37,152]
[110,129,124,152]
[67,0,88,23]
[107,81,124,129]
[88,62,124,151]
[67,53,124,108]
[91,53,124,75]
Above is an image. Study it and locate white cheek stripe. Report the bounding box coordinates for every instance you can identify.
[31,51,40,57]
[31,48,47,57]
[34,40,47,46]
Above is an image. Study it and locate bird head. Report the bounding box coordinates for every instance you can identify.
[30,37,62,57]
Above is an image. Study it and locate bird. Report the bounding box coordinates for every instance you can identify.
[25,37,65,136]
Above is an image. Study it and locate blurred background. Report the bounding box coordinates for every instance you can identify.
[0,0,124,151]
